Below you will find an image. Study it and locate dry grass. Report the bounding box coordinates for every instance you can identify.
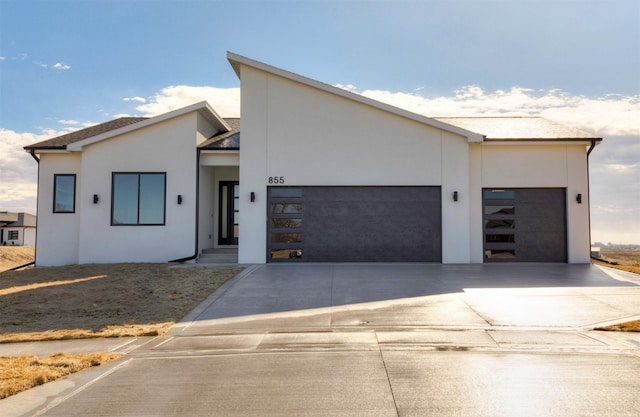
[0,352,122,399]
[592,250,640,275]
[0,246,35,272]
[596,320,640,332]
[0,263,243,341]
[0,263,242,398]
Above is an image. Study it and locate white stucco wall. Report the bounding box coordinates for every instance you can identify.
[23,227,36,246]
[75,113,202,263]
[238,66,473,263]
[441,131,471,263]
[35,153,82,266]
[1,227,34,246]
[239,67,269,263]
[478,143,591,263]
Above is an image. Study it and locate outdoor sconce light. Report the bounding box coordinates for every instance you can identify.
[453,191,458,202]
[576,193,582,204]
[177,195,183,205]
[250,192,256,202]
[93,194,99,204]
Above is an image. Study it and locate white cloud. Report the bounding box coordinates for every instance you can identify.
[123,96,146,103]
[358,86,640,137]
[58,119,80,126]
[135,86,240,117]
[0,56,6,60]
[52,62,71,70]
[0,128,58,213]
[334,84,358,92]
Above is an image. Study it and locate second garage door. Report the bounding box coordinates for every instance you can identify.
[268,186,442,262]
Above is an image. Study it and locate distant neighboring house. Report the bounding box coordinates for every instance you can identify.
[0,212,36,246]
[24,52,602,267]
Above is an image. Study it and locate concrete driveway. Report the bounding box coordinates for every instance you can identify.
[4,264,640,417]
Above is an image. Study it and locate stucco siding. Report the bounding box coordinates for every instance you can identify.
[239,66,269,263]
[77,113,199,263]
[566,145,591,263]
[238,67,475,263]
[441,131,471,263]
[481,144,568,188]
[265,74,443,185]
[479,143,591,263]
[36,153,81,266]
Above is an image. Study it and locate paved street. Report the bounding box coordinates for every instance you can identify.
[3,264,640,416]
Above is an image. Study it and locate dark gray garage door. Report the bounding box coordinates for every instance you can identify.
[483,188,566,262]
[268,186,441,262]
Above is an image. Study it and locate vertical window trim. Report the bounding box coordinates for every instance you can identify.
[53,174,76,213]
[111,172,166,226]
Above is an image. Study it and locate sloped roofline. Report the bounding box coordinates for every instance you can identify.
[227,51,485,143]
[56,101,230,151]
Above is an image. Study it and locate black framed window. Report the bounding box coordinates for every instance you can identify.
[8,230,19,240]
[53,174,76,213]
[111,173,166,225]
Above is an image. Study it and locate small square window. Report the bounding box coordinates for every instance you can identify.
[53,174,76,213]
[8,230,19,240]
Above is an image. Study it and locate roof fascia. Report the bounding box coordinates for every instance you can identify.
[480,139,603,146]
[67,101,230,151]
[227,52,485,143]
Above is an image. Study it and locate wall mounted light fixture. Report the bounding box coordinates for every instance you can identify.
[576,193,582,204]
[93,194,99,204]
[453,191,458,202]
[250,192,256,202]
[177,195,183,205]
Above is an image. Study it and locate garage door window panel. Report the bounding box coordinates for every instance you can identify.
[268,186,441,263]
[483,188,566,262]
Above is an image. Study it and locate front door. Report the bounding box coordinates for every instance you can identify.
[218,181,239,245]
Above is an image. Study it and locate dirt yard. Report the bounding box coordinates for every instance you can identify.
[593,250,640,275]
[0,263,243,341]
[0,263,242,398]
[0,246,35,272]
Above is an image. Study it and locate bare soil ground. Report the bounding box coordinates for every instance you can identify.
[0,246,35,272]
[0,263,242,398]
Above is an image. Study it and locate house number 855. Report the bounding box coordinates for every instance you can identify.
[268,176,285,184]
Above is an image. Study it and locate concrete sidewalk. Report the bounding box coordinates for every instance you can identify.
[3,263,640,417]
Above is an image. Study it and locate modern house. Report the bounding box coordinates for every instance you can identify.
[25,52,601,266]
[0,212,36,246]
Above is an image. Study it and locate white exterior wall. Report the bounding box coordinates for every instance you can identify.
[441,132,471,263]
[478,143,591,263]
[2,227,34,246]
[239,67,269,263]
[238,67,472,263]
[35,153,82,266]
[76,113,201,263]
[468,144,484,263]
[566,145,591,263]
[23,227,36,246]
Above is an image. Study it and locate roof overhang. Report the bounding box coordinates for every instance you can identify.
[227,52,485,143]
[64,101,230,152]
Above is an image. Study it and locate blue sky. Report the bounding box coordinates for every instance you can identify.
[1,0,639,244]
